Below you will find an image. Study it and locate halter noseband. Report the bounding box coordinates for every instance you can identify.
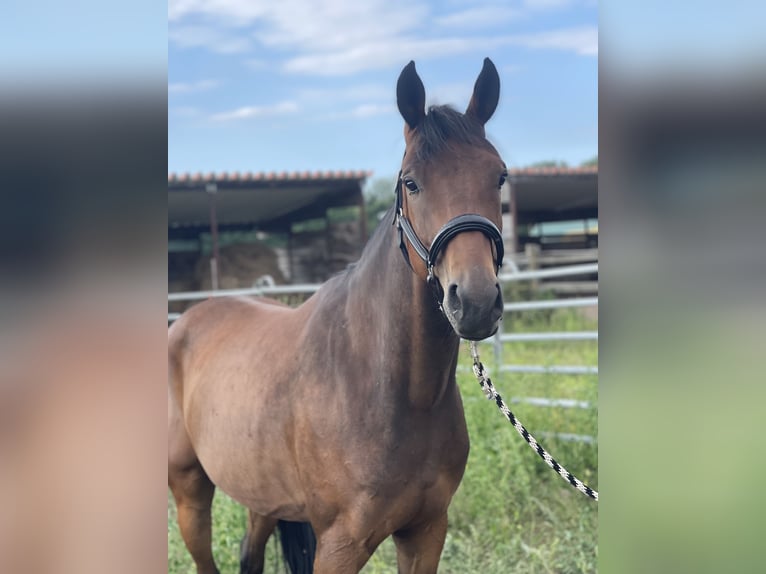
[393,171,505,305]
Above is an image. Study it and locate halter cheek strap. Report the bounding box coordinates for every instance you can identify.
[392,172,505,306]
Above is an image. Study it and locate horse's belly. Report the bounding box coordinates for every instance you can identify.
[187,382,308,521]
[208,463,307,521]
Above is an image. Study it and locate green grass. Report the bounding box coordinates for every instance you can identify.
[168,309,598,573]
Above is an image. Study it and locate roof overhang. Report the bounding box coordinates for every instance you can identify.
[505,167,598,224]
[168,170,371,236]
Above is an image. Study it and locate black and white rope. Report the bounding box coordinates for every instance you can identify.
[468,341,598,501]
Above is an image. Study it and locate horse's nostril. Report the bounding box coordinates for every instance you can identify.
[493,284,503,320]
[447,283,461,312]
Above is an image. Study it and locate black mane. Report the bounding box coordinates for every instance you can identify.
[411,105,491,163]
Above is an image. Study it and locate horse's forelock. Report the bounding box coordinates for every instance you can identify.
[410,105,490,163]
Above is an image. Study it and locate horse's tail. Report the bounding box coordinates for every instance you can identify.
[277,520,316,574]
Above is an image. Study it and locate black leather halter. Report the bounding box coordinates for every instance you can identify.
[393,171,504,305]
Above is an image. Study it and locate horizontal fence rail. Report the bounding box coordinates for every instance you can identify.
[499,365,598,375]
[498,331,597,342]
[538,432,597,445]
[503,297,598,312]
[168,283,320,302]
[457,386,593,410]
[498,262,598,282]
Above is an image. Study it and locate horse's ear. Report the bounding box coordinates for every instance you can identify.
[397,61,426,130]
[466,57,500,125]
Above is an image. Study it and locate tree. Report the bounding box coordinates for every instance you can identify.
[580,155,598,167]
[363,176,397,236]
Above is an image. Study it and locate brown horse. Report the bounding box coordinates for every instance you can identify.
[169,58,507,574]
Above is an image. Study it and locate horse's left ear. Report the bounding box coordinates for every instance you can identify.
[397,61,426,130]
[466,58,500,125]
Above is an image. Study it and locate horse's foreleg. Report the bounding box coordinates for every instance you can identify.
[168,392,220,574]
[392,513,448,574]
[169,463,219,574]
[311,523,375,574]
[239,511,277,574]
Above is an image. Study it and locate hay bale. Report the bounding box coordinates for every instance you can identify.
[195,242,287,291]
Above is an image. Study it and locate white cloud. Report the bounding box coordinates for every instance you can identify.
[170,106,202,117]
[281,28,596,76]
[436,6,522,29]
[523,0,574,8]
[168,79,219,94]
[297,84,389,103]
[244,58,268,70]
[169,0,427,59]
[169,25,252,53]
[502,64,523,74]
[210,101,299,121]
[168,0,270,22]
[320,102,396,120]
[349,103,396,118]
[283,37,476,76]
[169,0,596,73]
[510,26,597,56]
[258,1,426,53]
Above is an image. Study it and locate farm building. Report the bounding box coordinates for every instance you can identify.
[502,166,598,296]
[168,170,371,309]
[168,166,597,301]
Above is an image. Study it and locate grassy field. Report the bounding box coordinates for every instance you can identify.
[168,308,598,573]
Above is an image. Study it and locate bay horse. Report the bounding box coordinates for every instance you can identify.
[169,58,507,574]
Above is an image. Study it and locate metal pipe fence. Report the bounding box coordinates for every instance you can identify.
[483,261,598,444]
[168,283,320,302]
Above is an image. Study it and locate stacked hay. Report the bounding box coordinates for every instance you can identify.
[168,251,200,315]
[195,242,287,291]
[327,221,361,270]
[168,242,287,315]
[289,230,327,284]
[290,221,361,283]
[169,225,362,316]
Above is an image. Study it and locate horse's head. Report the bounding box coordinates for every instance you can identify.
[395,58,505,341]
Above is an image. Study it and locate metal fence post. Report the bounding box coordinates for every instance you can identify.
[493,313,503,368]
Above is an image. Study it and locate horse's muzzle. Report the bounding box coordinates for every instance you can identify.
[443,275,503,340]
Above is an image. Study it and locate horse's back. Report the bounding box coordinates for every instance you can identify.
[168,297,295,400]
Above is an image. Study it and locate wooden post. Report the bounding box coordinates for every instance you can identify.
[206,183,220,290]
[525,242,541,291]
[325,211,332,273]
[509,183,519,254]
[287,229,294,282]
[357,189,368,242]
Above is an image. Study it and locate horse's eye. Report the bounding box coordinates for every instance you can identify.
[498,171,508,189]
[403,178,419,193]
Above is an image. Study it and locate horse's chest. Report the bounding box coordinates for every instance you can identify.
[344,419,469,527]
[351,411,469,495]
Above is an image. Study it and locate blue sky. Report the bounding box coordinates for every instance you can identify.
[169,0,598,180]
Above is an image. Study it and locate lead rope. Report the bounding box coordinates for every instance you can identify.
[468,341,598,501]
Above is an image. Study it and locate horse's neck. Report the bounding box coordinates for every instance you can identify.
[350,219,461,409]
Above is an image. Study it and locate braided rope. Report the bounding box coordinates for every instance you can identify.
[468,342,598,501]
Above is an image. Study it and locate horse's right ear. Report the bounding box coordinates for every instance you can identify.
[466,57,500,125]
[397,61,426,130]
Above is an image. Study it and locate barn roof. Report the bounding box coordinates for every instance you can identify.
[168,170,372,236]
[505,166,597,225]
